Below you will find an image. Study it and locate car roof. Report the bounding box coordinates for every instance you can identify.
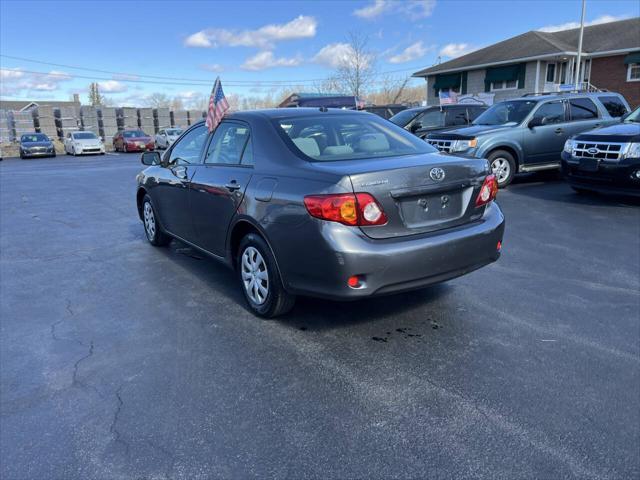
[511,91,624,102]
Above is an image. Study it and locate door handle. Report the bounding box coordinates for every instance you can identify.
[172,166,187,180]
[554,128,563,134]
[225,180,241,192]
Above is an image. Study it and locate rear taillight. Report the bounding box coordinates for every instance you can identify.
[475,174,498,207]
[304,193,387,226]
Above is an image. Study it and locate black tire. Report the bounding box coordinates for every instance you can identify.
[487,150,516,188]
[52,152,56,158]
[142,195,171,247]
[237,233,295,318]
[20,153,25,159]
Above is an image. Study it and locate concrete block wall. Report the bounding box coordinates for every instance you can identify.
[172,110,188,128]
[154,108,171,131]
[55,107,79,138]
[98,107,118,144]
[10,111,37,140]
[80,106,100,136]
[0,110,11,143]
[188,110,204,125]
[117,107,139,129]
[138,108,155,135]
[34,106,57,139]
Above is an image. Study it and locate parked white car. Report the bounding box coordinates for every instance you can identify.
[154,128,183,149]
[64,131,105,156]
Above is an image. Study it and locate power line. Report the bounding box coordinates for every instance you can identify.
[0,54,426,86]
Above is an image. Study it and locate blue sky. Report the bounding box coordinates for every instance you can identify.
[0,0,637,105]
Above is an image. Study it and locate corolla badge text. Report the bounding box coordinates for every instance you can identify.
[430,167,445,182]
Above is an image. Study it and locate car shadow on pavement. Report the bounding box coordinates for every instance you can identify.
[155,238,453,331]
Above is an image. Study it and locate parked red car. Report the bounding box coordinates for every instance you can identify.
[113,130,154,152]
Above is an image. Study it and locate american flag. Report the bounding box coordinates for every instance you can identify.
[205,77,229,132]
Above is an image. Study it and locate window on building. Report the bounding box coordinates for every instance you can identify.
[627,63,640,82]
[438,86,460,94]
[545,63,556,83]
[490,79,518,91]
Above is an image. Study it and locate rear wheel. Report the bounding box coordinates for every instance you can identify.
[142,195,171,246]
[237,234,295,318]
[488,150,516,187]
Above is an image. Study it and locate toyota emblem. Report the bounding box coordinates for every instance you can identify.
[430,167,445,182]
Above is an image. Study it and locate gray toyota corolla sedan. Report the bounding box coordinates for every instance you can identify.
[136,108,505,317]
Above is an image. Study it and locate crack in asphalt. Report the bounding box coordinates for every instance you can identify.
[71,340,94,388]
[110,384,130,456]
[145,439,176,479]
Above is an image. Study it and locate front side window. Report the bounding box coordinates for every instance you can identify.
[627,63,640,81]
[569,98,599,121]
[473,100,538,126]
[598,96,629,118]
[275,113,435,161]
[531,101,565,125]
[415,109,445,129]
[169,124,208,165]
[204,123,251,165]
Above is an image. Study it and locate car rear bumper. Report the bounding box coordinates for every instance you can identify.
[561,152,640,197]
[279,202,505,300]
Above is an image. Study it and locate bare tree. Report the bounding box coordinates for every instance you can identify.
[169,97,184,111]
[88,82,104,106]
[335,31,376,98]
[145,93,171,108]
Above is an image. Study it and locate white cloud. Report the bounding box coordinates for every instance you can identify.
[184,15,317,49]
[388,41,432,64]
[201,63,224,73]
[98,80,128,93]
[538,14,630,32]
[439,43,476,59]
[314,43,355,68]
[241,51,301,71]
[0,68,73,96]
[354,0,435,20]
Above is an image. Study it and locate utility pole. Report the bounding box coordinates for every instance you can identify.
[574,0,586,89]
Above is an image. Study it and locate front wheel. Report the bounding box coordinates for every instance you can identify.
[237,234,295,318]
[123,143,128,153]
[142,195,171,246]
[488,150,516,188]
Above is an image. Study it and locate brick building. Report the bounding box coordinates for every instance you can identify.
[413,18,640,108]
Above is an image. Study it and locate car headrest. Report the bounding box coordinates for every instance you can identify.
[358,133,389,152]
[292,137,320,157]
[323,145,354,155]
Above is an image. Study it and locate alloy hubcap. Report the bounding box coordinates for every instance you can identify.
[491,158,510,183]
[143,202,156,239]
[241,246,269,305]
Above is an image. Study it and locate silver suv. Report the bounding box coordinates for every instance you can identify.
[426,92,630,187]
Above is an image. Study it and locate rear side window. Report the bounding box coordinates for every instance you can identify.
[569,98,599,120]
[446,108,468,126]
[598,96,629,118]
[276,113,435,161]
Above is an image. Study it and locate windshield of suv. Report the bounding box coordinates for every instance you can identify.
[21,134,49,142]
[389,109,423,127]
[72,132,98,140]
[624,107,640,123]
[124,130,147,138]
[166,129,183,136]
[473,100,538,126]
[276,113,436,161]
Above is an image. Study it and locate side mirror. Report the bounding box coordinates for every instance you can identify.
[410,123,420,133]
[528,117,543,129]
[141,151,161,166]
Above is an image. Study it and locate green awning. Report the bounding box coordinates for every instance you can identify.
[624,51,640,64]
[484,63,526,92]
[485,64,521,82]
[433,73,461,90]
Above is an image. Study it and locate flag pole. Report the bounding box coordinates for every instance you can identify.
[574,0,586,90]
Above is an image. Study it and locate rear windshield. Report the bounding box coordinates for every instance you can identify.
[72,132,97,139]
[473,100,538,126]
[124,130,147,137]
[389,109,423,126]
[275,113,436,161]
[21,134,49,142]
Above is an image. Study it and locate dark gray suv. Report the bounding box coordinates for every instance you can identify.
[426,92,630,186]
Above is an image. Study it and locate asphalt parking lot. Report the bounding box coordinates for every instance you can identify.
[1,153,638,480]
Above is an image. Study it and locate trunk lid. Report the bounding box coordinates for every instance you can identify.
[313,153,490,239]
